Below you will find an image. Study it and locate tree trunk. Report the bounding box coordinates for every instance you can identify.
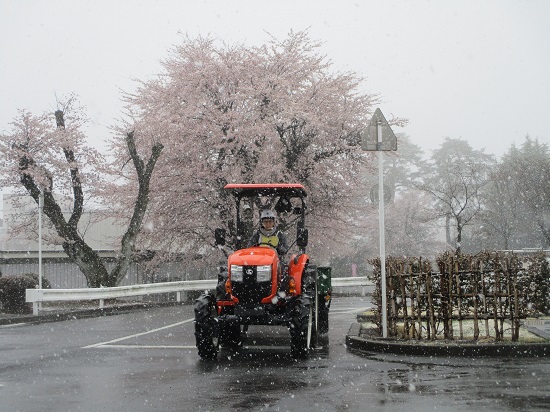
[20,169,111,288]
[18,111,163,287]
[445,214,452,246]
[456,222,462,254]
[109,132,163,286]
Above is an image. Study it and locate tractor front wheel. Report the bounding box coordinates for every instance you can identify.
[194,294,219,360]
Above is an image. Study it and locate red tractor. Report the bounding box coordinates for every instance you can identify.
[194,183,331,359]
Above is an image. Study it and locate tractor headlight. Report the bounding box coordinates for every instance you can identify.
[231,265,243,282]
[256,265,271,282]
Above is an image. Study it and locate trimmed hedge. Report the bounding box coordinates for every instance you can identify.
[368,251,550,340]
[0,274,51,314]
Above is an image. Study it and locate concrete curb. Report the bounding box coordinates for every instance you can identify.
[346,322,550,358]
[0,301,182,326]
[524,319,550,339]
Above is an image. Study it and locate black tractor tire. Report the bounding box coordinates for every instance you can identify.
[317,298,329,335]
[290,296,312,359]
[194,294,219,360]
[302,265,317,297]
[302,265,330,336]
[219,323,243,348]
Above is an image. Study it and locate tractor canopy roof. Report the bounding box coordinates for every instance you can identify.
[224,183,307,199]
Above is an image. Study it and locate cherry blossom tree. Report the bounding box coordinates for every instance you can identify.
[116,31,388,261]
[0,97,163,287]
[0,31,398,282]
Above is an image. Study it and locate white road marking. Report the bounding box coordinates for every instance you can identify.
[93,344,324,352]
[242,345,290,351]
[0,323,27,328]
[83,304,368,350]
[240,345,325,351]
[93,344,197,349]
[82,318,195,349]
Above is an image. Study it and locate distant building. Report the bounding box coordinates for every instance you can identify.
[0,193,130,287]
[0,193,208,288]
[0,193,124,251]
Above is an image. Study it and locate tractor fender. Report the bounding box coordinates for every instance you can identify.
[288,253,310,295]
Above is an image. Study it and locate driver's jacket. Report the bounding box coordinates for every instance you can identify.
[248,229,288,255]
[259,233,279,248]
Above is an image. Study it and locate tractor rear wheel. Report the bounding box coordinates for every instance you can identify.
[290,296,312,358]
[317,297,329,334]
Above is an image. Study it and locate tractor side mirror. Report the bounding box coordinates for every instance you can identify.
[296,228,308,248]
[275,196,293,214]
[215,228,226,246]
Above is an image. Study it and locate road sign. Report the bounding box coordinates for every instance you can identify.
[361,108,397,151]
[369,184,393,203]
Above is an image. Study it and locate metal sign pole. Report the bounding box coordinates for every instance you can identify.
[38,191,43,313]
[361,108,396,339]
[377,120,388,338]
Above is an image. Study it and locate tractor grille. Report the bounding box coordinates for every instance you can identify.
[232,266,272,305]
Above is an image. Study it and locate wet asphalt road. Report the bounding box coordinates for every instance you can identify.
[1,296,549,412]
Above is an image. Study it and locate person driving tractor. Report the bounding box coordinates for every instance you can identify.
[248,209,289,256]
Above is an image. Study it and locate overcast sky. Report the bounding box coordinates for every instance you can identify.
[1,0,549,158]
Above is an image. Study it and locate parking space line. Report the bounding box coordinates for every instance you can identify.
[94,344,197,349]
[82,308,365,350]
[82,318,194,348]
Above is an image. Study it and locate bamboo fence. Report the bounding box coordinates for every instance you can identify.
[368,251,550,341]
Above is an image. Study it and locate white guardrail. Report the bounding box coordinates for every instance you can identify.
[26,276,372,315]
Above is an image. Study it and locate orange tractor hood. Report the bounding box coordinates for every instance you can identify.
[228,247,278,267]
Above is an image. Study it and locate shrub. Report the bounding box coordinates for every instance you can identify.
[0,273,50,314]
[21,273,51,290]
